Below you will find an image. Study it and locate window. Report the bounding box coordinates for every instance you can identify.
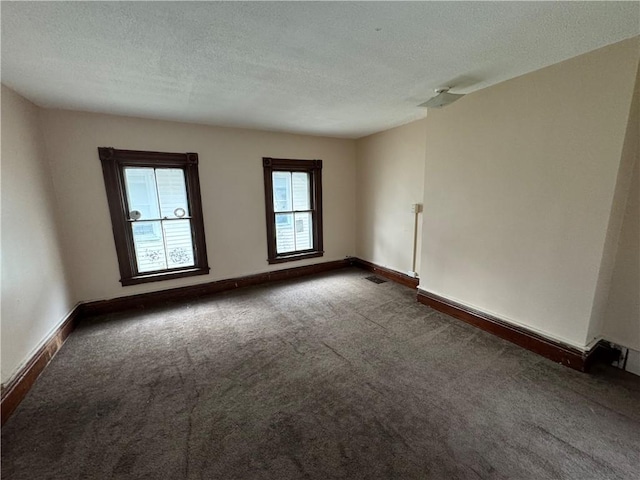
[98,148,209,285]
[263,157,323,264]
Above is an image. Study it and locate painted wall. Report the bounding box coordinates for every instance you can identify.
[38,110,356,302]
[602,156,639,349]
[418,38,639,349]
[355,119,427,276]
[1,86,75,384]
[586,62,640,348]
[599,68,639,351]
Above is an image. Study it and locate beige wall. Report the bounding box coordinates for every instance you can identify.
[601,156,639,349]
[38,110,356,302]
[355,119,427,275]
[418,38,639,349]
[599,67,640,351]
[1,86,75,384]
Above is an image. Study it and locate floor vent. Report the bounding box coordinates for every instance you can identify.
[365,275,387,284]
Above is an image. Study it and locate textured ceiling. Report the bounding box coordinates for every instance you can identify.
[2,2,639,138]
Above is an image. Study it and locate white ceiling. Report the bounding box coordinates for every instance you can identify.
[2,2,639,138]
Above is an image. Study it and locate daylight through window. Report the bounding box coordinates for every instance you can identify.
[98,148,209,285]
[263,157,323,264]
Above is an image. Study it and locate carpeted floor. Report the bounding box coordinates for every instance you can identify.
[2,268,639,479]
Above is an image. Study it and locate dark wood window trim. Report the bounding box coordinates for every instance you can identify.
[263,157,323,264]
[98,147,210,286]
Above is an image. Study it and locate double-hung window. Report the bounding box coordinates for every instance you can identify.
[263,157,323,264]
[98,148,209,285]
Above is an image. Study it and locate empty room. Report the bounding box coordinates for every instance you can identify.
[1,2,639,479]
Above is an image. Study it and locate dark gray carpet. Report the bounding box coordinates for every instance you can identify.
[2,268,639,479]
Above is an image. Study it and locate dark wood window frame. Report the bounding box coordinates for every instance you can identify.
[98,147,210,286]
[263,157,324,264]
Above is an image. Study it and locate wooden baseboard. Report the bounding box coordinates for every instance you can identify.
[417,289,602,372]
[1,307,81,425]
[350,258,419,288]
[80,258,351,317]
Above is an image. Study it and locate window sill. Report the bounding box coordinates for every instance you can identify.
[267,251,324,265]
[120,266,210,286]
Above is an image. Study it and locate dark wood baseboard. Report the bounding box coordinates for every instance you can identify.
[80,259,351,318]
[1,307,81,425]
[416,289,602,372]
[350,258,419,288]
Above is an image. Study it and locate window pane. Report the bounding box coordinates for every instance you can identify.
[156,168,190,218]
[273,172,292,212]
[294,212,313,250]
[275,213,295,253]
[124,168,161,220]
[292,172,310,211]
[132,221,167,272]
[163,219,195,268]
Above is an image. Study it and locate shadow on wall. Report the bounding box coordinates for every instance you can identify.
[588,60,640,350]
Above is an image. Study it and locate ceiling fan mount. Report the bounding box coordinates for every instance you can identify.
[419,87,465,109]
